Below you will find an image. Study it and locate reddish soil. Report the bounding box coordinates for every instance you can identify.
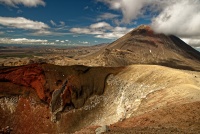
[74,102,200,134]
[0,64,47,101]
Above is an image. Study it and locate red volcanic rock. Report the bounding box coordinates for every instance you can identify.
[132,25,154,35]
[0,64,46,101]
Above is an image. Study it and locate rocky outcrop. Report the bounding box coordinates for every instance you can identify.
[95,125,110,134]
[0,64,46,101]
[48,65,123,121]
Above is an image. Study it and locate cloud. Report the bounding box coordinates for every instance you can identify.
[70,22,110,35]
[70,22,132,39]
[0,17,49,30]
[17,10,23,14]
[0,38,48,44]
[0,17,52,36]
[50,20,66,29]
[95,26,131,39]
[60,21,65,26]
[98,0,200,44]
[151,0,200,38]
[97,13,119,21]
[7,30,14,32]
[0,0,45,7]
[95,33,122,39]
[11,38,48,43]
[98,0,147,23]
[70,28,91,34]
[84,6,89,10]
[31,30,52,36]
[181,38,200,47]
[79,41,90,44]
[90,22,111,29]
[50,20,57,26]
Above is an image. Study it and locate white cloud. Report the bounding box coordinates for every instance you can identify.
[181,38,200,47]
[79,41,89,44]
[31,30,52,36]
[99,0,200,38]
[10,38,47,43]
[98,0,146,23]
[97,13,119,21]
[95,33,122,39]
[50,20,57,26]
[84,6,89,10]
[60,21,65,26]
[70,21,132,39]
[50,20,66,28]
[151,0,200,38]
[70,22,110,35]
[70,22,111,35]
[0,0,45,7]
[95,27,131,39]
[90,22,111,29]
[0,17,52,36]
[0,17,49,30]
[0,38,48,44]
[17,10,23,14]
[73,35,78,37]
[7,30,14,33]
[97,0,171,24]
[70,28,91,34]
[98,0,200,44]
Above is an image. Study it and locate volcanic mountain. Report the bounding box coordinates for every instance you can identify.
[84,25,200,70]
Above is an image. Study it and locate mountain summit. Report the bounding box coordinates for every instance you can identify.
[89,25,200,70]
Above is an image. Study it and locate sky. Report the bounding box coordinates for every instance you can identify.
[0,0,200,48]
